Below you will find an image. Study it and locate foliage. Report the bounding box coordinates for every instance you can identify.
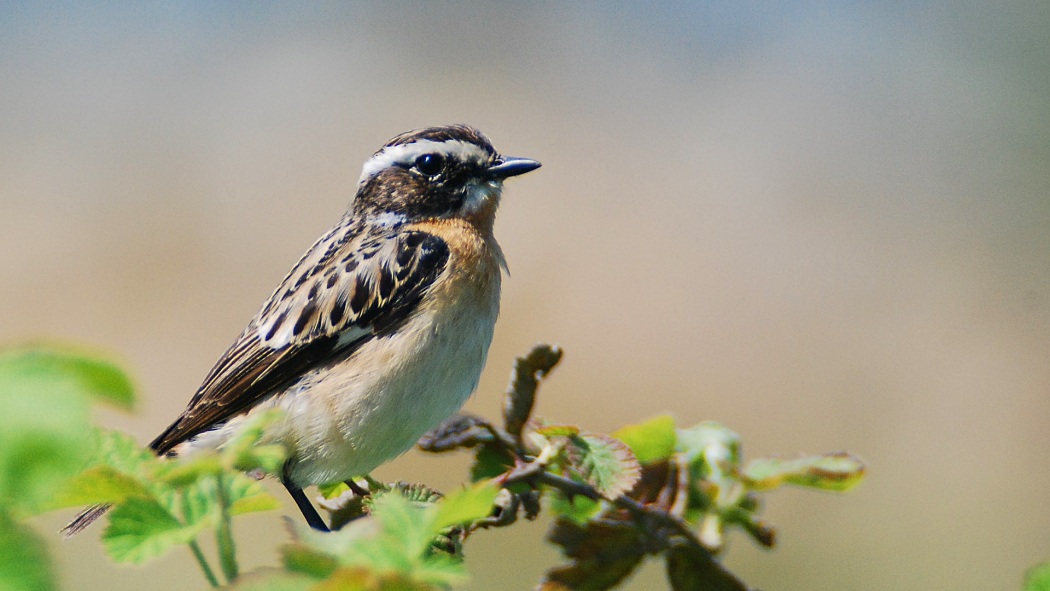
[0,345,135,591]
[0,343,872,591]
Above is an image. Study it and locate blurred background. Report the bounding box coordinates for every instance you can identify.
[2,3,1048,590]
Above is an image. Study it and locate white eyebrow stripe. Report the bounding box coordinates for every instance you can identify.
[357,139,491,186]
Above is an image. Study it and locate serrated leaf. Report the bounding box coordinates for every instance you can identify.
[566,434,641,499]
[368,492,437,560]
[102,498,204,563]
[0,513,56,591]
[743,452,866,492]
[433,481,498,530]
[90,429,161,480]
[613,415,677,465]
[49,465,152,509]
[1025,561,1050,591]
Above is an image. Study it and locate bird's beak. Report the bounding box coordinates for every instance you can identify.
[487,157,541,179]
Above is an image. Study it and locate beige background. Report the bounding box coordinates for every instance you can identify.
[3,3,1048,590]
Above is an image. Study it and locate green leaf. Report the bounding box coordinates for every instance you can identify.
[90,429,162,480]
[227,474,282,515]
[743,452,866,492]
[433,481,498,530]
[0,346,135,410]
[48,466,152,509]
[535,424,581,438]
[157,453,223,488]
[282,543,339,578]
[0,347,131,508]
[318,481,351,500]
[368,492,437,560]
[676,422,741,470]
[547,491,602,524]
[1025,561,1050,591]
[566,434,641,499]
[221,409,286,472]
[470,444,514,482]
[0,513,56,591]
[612,414,677,465]
[102,498,205,563]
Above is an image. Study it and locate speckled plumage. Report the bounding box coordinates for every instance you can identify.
[63,125,539,535]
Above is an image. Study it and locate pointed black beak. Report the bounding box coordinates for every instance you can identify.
[487,156,541,179]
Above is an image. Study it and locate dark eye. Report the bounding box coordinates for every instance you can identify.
[414,153,445,176]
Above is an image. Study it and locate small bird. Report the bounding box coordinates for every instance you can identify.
[64,124,539,534]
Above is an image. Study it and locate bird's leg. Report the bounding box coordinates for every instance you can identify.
[344,478,370,497]
[281,466,329,532]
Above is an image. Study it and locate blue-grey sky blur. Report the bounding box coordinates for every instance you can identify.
[2,3,1048,590]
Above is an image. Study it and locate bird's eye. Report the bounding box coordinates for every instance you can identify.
[414,153,445,176]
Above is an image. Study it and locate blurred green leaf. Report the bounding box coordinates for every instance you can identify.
[282,543,339,579]
[433,481,498,530]
[743,452,866,492]
[157,453,223,488]
[567,434,641,499]
[0,514,56,591]
[676,422,741,470]
[102,498,204,563]
[0,346,136,509]
[470,444,514,483]
[318,481,351,500]
[535,425,581,438]
[0,346,134,410]
[547,490,602,524]
[48,465,152,509]
[613,414,677,465]
[1025,561,1050,591]
[227,474,281,516]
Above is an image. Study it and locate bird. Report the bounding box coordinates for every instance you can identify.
[63,124,540,534]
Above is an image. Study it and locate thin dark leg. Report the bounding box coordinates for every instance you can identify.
[281,468,328,532]
[344,478,370,497]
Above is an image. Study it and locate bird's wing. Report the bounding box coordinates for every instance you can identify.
[149,223,450,454]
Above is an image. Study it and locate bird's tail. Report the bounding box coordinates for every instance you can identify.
[61,504,111,538]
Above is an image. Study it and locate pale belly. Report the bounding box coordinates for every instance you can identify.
[271,299,497,486]
[187,270,500,487]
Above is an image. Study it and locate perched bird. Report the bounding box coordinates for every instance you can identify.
[64,124,540,534]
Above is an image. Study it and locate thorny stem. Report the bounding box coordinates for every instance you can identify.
[500,457,710,555]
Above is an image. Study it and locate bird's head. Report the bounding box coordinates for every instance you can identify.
[354,125,540,230]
